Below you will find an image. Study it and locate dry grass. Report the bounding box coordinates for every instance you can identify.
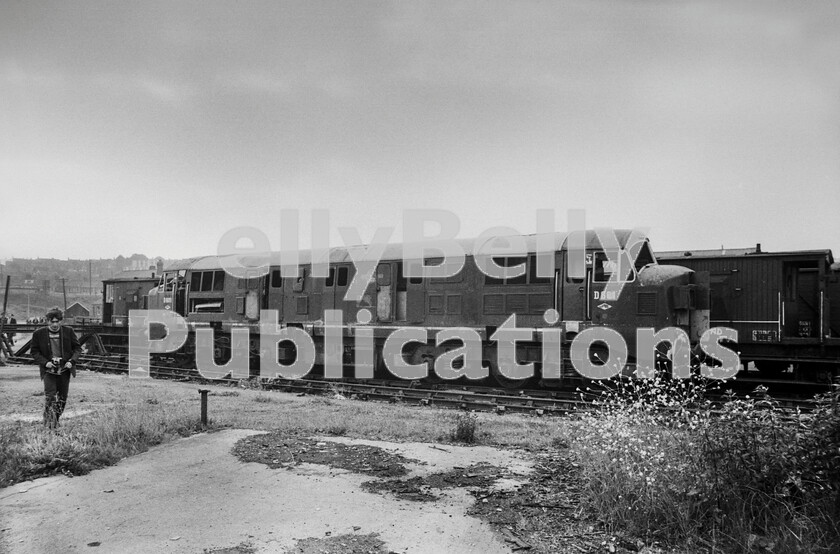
[0,398,204,487]
[0,367,568,488]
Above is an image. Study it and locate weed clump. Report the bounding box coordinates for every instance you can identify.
[571,376,840,552]
[451,412,478,444]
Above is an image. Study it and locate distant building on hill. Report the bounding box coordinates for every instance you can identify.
[65,302,91,322]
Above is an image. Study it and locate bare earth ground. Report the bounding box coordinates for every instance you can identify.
[0,366,634,554]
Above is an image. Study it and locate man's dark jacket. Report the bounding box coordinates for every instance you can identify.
[31,326,82,379]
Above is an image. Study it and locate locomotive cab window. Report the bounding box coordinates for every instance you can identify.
[325,266,350,287]
[399,261,423,287]
[634,242,655,270]
[191,270,226,292]
[162,270,186,292]
[212,270,225,291]
[337,266,349,287]
[270,269,283,288]
[593,251,635,283]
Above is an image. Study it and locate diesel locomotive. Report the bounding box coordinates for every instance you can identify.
[108,229,716,388]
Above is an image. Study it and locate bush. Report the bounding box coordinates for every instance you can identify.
[572,377,840,552]
[451,412,478,444]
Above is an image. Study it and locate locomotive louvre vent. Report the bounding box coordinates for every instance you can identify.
[637,292,658,315]
[483,294,505,315]
[505,294,528,313]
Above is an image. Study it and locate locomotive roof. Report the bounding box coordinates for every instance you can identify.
[657,247,834,264]
[166,230,645,272]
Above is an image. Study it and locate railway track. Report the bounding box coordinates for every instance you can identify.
[8,353,588,414]
[7,352,822,413]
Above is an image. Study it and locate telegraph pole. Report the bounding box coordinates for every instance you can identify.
[0,276,9,352]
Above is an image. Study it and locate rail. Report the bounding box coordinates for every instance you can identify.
[6,352,820,414]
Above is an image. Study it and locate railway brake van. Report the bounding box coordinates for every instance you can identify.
[658,246,840,383]
[102,270,161,325]
[144,230,712,388]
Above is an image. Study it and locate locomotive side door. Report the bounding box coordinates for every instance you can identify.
[335,265,355,321]
[376,262,393,322]
[559,251,588,322]
[159,270,188,316]
[323,266,337,312]
[174,270,187,316]
[589,252,611,322]
[405,269,424,323]
[322,265,352,315]
[266,269,284,320]
[588,250,634,323]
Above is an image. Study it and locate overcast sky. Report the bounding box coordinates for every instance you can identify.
[2,1,838,261]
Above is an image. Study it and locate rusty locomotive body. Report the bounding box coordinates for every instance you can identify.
[107,230,712,387]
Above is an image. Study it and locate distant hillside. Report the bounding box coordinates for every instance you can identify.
[0,289,100,321]
[0,254,169,320]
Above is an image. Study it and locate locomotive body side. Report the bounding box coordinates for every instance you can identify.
[136,230,711,387]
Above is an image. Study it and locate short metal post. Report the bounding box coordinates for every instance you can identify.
[198,389,209,426]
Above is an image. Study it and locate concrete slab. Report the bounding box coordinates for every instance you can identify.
[0,430,523,553]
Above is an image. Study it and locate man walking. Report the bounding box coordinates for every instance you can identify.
[8,313,16,345]
[31,308,81,428]
[0,312,11,359]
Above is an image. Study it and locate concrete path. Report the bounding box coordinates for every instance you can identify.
[0,430,526,553]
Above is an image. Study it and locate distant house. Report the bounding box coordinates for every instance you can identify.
[65,302,91,321]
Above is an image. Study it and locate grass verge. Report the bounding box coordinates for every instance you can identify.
[0,400,206,487]
[0,368,569,488]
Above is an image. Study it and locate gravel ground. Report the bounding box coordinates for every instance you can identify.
[0,365,651,553]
